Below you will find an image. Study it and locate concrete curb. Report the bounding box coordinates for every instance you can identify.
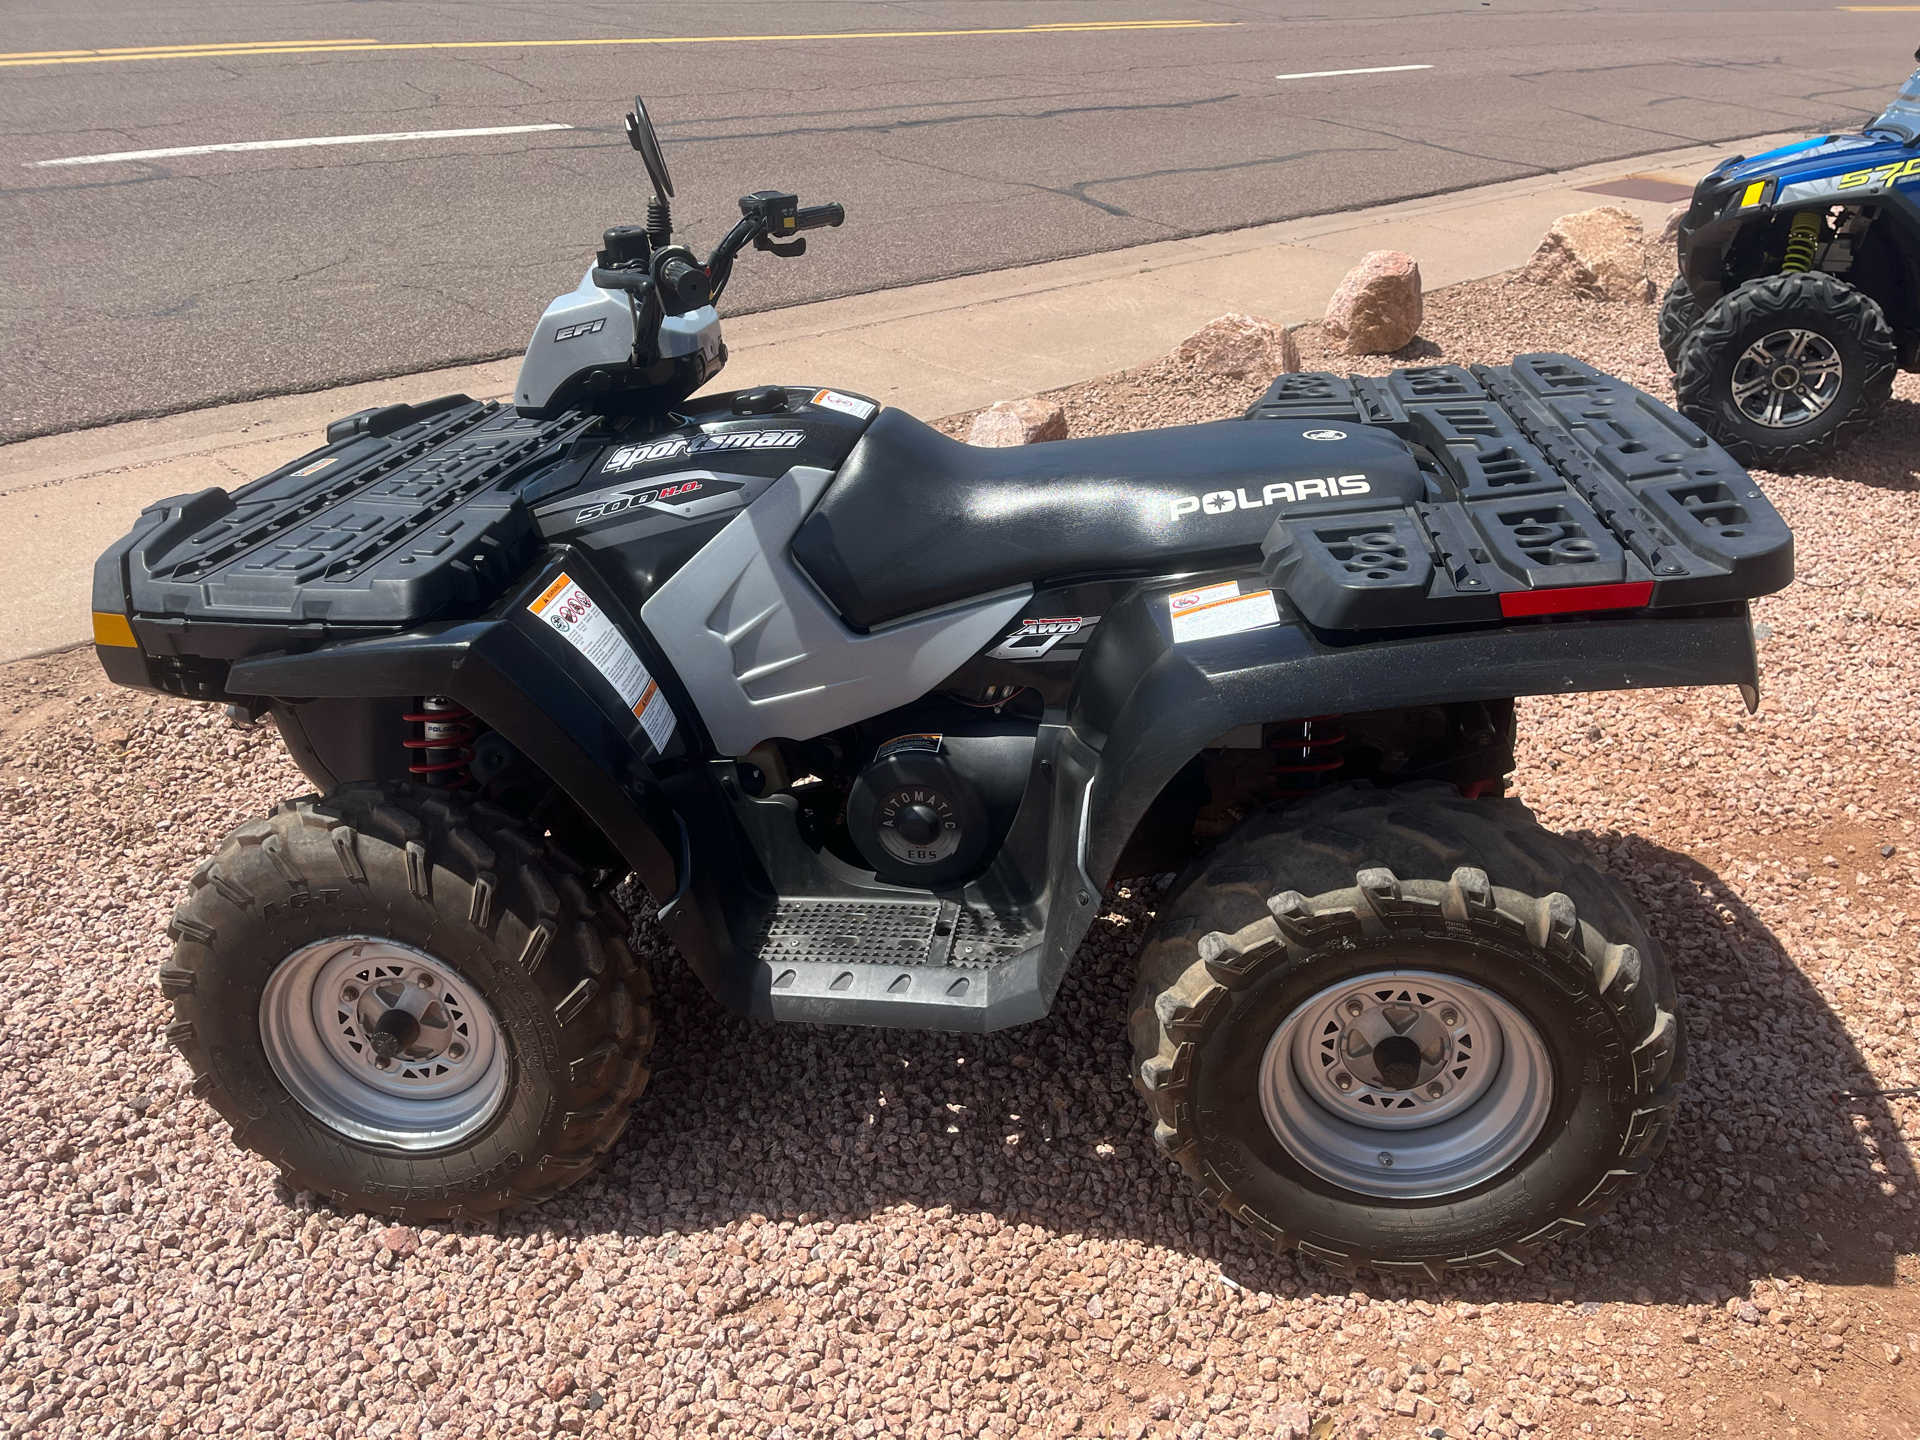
[2,131,1799,663]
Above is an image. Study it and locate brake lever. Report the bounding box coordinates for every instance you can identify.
[591,267,653,294]
[753,233,807,258]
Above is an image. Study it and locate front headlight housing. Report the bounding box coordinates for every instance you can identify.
[1717,176,1774,218]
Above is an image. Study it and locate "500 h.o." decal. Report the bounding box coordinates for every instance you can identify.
[575,479,706,524]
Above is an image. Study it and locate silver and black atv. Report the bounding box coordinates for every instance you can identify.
[94,96,1793,1275]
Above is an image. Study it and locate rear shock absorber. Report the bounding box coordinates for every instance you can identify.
[1782,209,1822,273]
[1270,715,1346,798]
[402,696,477,788]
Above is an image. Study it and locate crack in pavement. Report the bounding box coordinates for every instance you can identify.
[648,91,1248,149]
[1048,145,1400,219]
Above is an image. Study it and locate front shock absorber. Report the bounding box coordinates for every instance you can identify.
[402,696,477,787]
[1782,209,1822,273]
[1270,715,1347,798]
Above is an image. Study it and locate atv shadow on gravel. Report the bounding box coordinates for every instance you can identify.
[1811,393,1920,493]
[1737,366,1920,494]
[1543,834,1914,1303]
[363,835,1912,1304]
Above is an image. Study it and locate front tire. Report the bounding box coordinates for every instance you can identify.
[1128,783,1683,1276]
[1673,271,1895,469]
[161,782,654,1219]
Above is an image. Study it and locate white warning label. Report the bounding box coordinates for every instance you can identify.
[811,388,877,419]
[1168,580,1242,614]
[1170,587,1282,644]
[527,573,677,753]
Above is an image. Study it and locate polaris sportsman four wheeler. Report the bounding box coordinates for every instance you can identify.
[95,96,1793,1276]
[1662,51,1920,468]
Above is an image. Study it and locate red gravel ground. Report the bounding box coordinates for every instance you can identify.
[1,273,1916,1440]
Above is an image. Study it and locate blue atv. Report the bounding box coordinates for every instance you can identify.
[1663,55,1920,468]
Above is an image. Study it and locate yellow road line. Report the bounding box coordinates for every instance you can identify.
[0,20,1236,68]
[1837,5,1920,9]
[0,39,379,60]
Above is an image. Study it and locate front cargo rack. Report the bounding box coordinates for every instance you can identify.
[99,398,594,627]
[1248,353,1793,629]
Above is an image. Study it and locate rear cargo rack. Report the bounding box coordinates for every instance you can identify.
[1248,353,1792,629]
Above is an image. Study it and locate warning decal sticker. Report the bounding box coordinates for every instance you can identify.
[875,732,942,761]
[1168,580,1242,615]
[1169,584,1281,644]
[527,573,677,753]
[811,388,878,420]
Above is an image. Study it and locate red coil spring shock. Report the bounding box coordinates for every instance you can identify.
[1271,714,1346,798]
[402,696,476,787]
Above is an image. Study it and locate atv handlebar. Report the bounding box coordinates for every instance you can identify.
[658,256,709,310]
[705,191,845,303]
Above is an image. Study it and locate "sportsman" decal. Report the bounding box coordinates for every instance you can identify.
[602,429,805,474]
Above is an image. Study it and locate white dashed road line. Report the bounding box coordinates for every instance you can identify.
[1275,64,1433,80]
[30,123,573,167]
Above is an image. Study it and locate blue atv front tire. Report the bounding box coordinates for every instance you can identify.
[1673,272,1895,470]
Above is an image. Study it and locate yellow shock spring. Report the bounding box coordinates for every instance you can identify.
[1782,210,1821,273]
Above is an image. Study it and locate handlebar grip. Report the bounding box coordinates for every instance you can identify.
[796,202,844,231]
[659,257,710,308]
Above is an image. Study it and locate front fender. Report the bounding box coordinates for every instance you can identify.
[224,557,723,983]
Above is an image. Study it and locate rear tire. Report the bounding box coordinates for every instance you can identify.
[1128,782,1683,1276]
[1673,271,1895,469]
[160,781,654,1220]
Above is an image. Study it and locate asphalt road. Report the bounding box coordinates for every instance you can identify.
[2,0,1917,441]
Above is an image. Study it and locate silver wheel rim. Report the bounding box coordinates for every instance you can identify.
[259,936,509,1150]
[1729,327,1843,429]
[1259,969,1553,1199]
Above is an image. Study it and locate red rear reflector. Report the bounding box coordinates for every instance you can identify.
[1499,581,1654,618]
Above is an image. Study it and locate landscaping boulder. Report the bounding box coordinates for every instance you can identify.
[968,396,1068,446]
[1174,311,1300,378]
[1323,251,1423,354]
[1660,201,1688,246]
[1524,205,1655,302]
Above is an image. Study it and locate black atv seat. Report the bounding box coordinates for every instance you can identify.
[790,407,1429,629]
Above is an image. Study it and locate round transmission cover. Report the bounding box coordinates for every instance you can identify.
[846,745,988,886]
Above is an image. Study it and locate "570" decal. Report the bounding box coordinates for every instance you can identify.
[1838,156,1920,189]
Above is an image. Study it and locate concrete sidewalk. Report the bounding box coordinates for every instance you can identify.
[1,132,1794,664]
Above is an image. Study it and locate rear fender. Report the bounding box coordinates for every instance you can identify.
[1035,579,1759,984]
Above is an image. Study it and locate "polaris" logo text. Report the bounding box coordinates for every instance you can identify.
[1169,475,1370,522]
